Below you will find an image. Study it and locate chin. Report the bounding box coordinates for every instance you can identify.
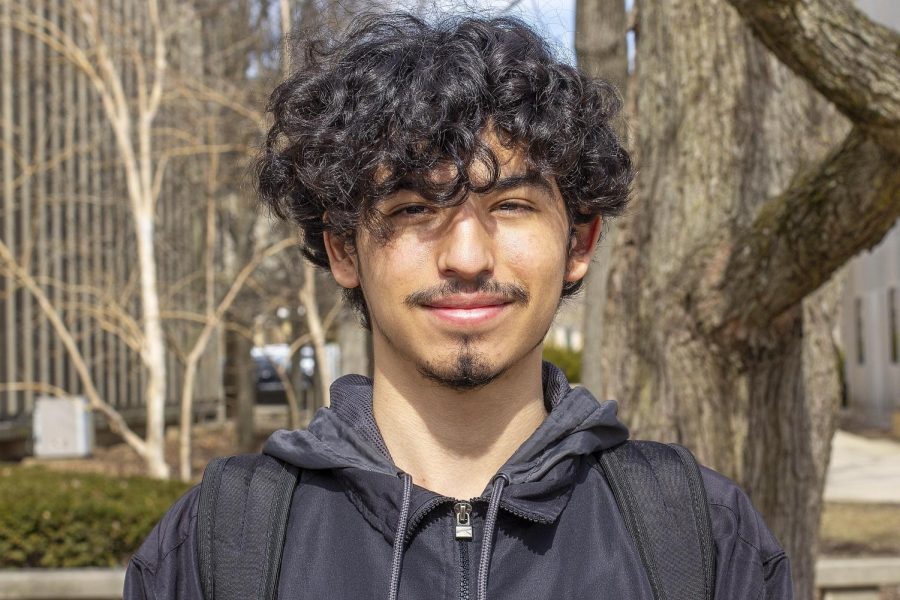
[416,364,502,391]
[415,345,506,391]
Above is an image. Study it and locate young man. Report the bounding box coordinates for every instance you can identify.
[125,13,791,600]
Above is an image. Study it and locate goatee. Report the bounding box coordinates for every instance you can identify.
[417,338,502,391]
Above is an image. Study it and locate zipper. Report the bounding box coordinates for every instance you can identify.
[405,493,545,544]
[405,496,454,540]
[404,493,541,600]
[454,501,473,600]
[454,501,473,539]
[457,538,471,600]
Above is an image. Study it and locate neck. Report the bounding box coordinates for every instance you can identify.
[372,345,548,500]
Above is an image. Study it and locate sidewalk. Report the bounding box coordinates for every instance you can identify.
[824,430,900,503]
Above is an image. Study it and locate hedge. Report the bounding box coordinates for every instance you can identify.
[0,465,192,568]
[542,344,582,384]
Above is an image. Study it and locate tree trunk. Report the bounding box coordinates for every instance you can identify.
[289,315,306,428]
[234,330,257,453]
[742,275,844,596]
[576,0,628,395]
[178,359,199,481]
[300,263,331,408]
[598,2,850,598]
[338,312,371,378]
[134,205,170,479]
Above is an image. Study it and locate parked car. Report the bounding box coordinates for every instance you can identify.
[251,344,315,398]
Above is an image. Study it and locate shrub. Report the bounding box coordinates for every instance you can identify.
[0,465,192,568]
[543,344,582,384]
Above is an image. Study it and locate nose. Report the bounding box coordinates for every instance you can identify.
[435,202,495,282]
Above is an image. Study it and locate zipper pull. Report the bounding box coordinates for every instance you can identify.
[453,501,473,540]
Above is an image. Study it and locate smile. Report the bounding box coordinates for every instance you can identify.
[423,298,511,327]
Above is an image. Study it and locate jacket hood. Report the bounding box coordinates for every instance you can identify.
[263,360,629,541]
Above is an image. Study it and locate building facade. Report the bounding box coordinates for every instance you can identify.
[0,0,224,453]
[838,0,899,430]
[841,221,900,428]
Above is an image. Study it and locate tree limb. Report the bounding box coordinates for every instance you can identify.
[177,236,298,480]
[172,78,265,131]
[711,128,900,339]
[0,239,149,457]
[727,0,900,154]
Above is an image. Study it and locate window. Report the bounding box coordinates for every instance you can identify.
[855,297,865,366]
[890,288,898,364]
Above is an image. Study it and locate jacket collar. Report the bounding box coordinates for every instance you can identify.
[264,361,629,543]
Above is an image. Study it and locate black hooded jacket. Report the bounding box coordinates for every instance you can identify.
[124,361,792,599]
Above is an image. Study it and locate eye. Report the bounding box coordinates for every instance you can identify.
[495,201,534,213]
[390,204,434,218]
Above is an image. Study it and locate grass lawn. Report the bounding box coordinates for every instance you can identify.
[820,502,900,556]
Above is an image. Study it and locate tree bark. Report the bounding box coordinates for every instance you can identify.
[576,0,628,395]
[177,237,296,480]
[287,316,306,427]
[300,263,331,408]
[742,272,844,596]
[711,129,900,339]
[595,1,872,597]
[234,329,256,453]
[338,311,371,378]
[727,0,900,154]
[133,205,170,480]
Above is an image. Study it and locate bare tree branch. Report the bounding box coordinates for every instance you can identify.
[172,78,266,132]
[499,0,525,14]
[689,0,900,341]
[0,382,73,398]
[727,0,900,154]
[26,276,145,344]
[8,0,177,477]
[55,302,144,351]
[177,236,299,480]
[160,311,257,339]
[263,299,342,429]
[10,136,102,190]
[696,128,900,340]
[145,0,166,119]
[0,239,149,457]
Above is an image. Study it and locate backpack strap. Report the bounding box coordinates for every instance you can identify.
[197,454,300,600]
[597,440,716,600]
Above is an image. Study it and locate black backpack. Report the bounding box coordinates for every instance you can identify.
[197,440,715,600]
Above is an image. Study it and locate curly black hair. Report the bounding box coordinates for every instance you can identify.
[256,12,632,328]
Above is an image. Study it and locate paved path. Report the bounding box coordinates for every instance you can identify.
[825,430,900,503]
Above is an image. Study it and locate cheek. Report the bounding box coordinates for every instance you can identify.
[365,239,431,296]
[501,231,567,281]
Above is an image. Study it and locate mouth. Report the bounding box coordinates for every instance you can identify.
[421,297,513,327]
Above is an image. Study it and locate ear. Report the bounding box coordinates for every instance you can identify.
[564,215,603,284]
[322,226,360,289]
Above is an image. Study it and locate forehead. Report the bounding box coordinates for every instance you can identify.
[377,131,561,206]
[429,128,534,186]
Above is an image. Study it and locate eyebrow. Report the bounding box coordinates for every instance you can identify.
[380,170,555,210]
[489,170,554,196]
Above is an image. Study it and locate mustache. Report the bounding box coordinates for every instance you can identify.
[404,279,530,308]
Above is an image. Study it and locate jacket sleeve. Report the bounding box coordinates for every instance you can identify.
[761,552,793,600]
[701,467,793,600]
[123,486,205,600]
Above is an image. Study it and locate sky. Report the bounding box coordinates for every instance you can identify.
[253,0,583,77]
[399,0,579,62]
[483,0,578,60]
[252,0,637,77]
[425,0,636,68]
